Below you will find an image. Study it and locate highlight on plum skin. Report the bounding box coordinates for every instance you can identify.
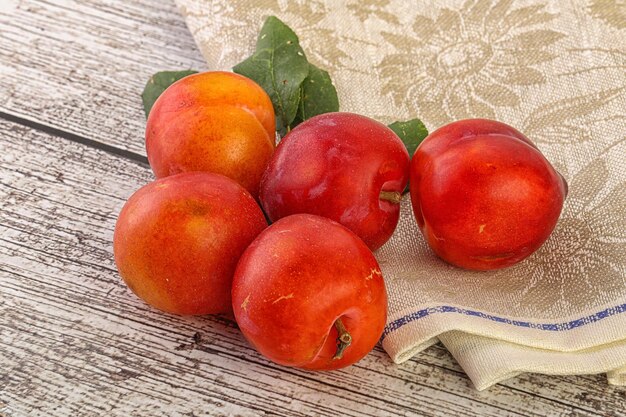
[409,118,568,271]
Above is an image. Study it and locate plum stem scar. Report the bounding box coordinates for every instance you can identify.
[379,190,402,204]
[332,318,352,360]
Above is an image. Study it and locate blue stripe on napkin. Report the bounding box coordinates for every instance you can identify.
[383,303,626,338]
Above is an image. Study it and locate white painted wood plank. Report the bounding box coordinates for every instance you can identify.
[3,120,620,416]
[0,121,513,417]
[0,0,624,414]
[0,0,206,156]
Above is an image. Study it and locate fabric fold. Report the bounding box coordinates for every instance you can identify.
[175,0,626,388]
[439,332,626,390]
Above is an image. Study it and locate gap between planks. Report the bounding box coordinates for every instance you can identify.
[1,0,624,414]
[0,120,539,417]
[3,119,621,416]
[0,111,148,166]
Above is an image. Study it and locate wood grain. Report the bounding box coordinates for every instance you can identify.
[0,0,206,156]
[1,0,625,415]
[2,120,625,416]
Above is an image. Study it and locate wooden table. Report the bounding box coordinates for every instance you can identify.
[1,1,624,416]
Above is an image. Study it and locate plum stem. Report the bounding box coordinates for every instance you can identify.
[379,190,403,204]
[332,318,352,360]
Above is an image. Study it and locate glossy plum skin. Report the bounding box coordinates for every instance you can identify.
[410,119,568,271]
[113,172,267,315]
[232,214,388,370]
[146,71,276,198]
[260,112,410,251]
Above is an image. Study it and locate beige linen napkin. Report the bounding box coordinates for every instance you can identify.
[175,0,626,389]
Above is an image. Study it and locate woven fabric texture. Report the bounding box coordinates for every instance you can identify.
[175,0,626,389]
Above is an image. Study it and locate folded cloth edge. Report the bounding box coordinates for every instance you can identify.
[439,331,626,390]
[381,302,626,359]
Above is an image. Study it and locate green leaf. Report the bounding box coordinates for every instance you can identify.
[388,118,428,158]
[389,118,428,194]
[293,63,339,127]
[233,16,309,137]
[141,70,198,118]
